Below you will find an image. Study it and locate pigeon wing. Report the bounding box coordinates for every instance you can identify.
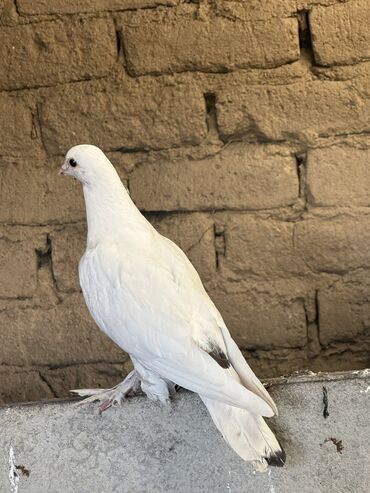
[80,235,274,417]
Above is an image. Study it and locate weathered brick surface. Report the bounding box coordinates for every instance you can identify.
[296,0,348,7]
[0,368,55,404]
[212,0,297,20]
[130,143,299,211]
[50,225,86,292]
[0,294,122,366]
[217,214,304,279]
[16,0,178,16]
[0,96,34,155]
[310,0,370,66]
[216,79,370,144]
[40,80,207,154]
[296,216,370,274]
[319,276,370,345]
[0,18,116,90]
[307,145,370,207]
[210,286,307,348]
[1,0,369,404]
[0,158,85,224]
[0,361,131,404]
[0,0,15,26]
[121,5,299,76]
[0,231,45,298]
[38,361,130,399]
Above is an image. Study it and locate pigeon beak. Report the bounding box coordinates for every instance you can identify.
[59,165,68,176]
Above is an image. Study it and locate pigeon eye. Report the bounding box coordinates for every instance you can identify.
[69,158,77,167]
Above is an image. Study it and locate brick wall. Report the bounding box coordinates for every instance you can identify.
[1,0,369,404]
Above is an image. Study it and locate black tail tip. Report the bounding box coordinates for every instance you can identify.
[266,446,286,467]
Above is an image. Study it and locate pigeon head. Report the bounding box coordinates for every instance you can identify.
[60,144,118,185]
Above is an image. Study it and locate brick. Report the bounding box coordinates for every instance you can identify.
[296,216,370,274]
[212,0,296,21]
[310,0,370,66]
[319,278,370,344]
[0,0,17,26]
[0,293,123,366]
[217,214,304,280]
[0,0,5,17]
[149,213,216,283]
[312,60,370,82]
[40,79,207,154]
[217,79,370,144]
[307,145,370,207]
[210,287,307,348]
[39,362,130,399]
[0,232,45,298]
[0,158,85,224]
[0,96,34,155]
[51,225,86,292]
[130,143,298,211]
[0,369,55,404]
[121,5,299,76]
[16,0,178,15]
[296,0,345,8]
[0,18,115,91]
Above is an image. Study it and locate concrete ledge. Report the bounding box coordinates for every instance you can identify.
[0,370,369,492]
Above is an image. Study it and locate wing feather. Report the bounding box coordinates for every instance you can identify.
[80,234,275,417]
[220,327,278,415]
[160,236,277,415]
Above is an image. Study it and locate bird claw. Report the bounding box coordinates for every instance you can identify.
[98,398,114,415]
[70,370,141,413]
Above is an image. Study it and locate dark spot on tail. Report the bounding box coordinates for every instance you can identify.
[208,347,231,369]
[266,446,286,467]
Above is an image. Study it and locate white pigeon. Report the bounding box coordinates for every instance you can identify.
[60,144,285,472]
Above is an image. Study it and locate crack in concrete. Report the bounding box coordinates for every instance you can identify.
[322,385,329,418]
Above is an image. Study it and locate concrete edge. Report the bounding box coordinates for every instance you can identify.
[1,367,369,410]
[263,367,370,387]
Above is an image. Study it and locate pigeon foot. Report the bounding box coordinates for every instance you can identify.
[70,369,141,413]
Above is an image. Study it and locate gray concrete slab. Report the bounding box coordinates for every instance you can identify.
[0,370,369,493]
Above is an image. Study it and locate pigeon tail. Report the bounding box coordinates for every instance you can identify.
[200,395,285,472]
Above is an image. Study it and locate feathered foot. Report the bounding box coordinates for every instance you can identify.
[70,369,141,413]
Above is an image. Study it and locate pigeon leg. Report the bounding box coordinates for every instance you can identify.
[70,369,141,413]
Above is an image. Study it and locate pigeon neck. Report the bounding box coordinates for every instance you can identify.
[82,176,148,247]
